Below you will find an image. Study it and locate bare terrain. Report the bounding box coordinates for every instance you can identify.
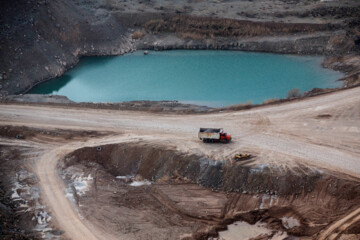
[1,0,360,239]
[1,86,360,239]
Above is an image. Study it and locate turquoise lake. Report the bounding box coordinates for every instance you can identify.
[30,50,344,107]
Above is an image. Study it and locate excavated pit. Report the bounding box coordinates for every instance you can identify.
[59,142,360,240]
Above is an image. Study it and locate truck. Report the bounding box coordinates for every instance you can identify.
[198,128,231,143]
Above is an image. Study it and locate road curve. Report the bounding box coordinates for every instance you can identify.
[36,146,99,240]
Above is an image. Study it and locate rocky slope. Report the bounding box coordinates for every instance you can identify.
[0,0,359,98]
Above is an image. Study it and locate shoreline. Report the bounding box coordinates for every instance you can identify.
[15,48,354,112]
[5,84,357,114]
[20,41,354,95]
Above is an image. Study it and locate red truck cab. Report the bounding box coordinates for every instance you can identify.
[220,132,231,143]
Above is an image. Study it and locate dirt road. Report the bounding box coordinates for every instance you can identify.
[1,87,360,239]
[1,88,360,175]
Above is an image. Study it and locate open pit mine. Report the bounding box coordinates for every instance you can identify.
[1,1,360,240]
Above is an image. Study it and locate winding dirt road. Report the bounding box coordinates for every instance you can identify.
[1,87,360,239]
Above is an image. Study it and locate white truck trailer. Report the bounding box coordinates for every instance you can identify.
[198,128,232,143]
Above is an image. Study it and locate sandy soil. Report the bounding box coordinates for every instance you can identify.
[0,86,360,239]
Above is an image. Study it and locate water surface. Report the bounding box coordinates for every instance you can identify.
[30,50,343,107]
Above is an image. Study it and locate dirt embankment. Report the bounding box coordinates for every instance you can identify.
[136,15,348,55]
[1,0,360,99]
[3,94,213,113]
[59,142,360,240]
[323,54,360,86]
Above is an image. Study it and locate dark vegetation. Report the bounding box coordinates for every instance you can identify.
[143,16,339,40]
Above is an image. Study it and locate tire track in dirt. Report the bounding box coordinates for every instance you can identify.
[317,207,360,240]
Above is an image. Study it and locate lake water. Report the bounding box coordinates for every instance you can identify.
[30,50,343,107]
